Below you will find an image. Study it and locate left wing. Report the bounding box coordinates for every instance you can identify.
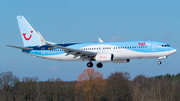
[37,32,97,60]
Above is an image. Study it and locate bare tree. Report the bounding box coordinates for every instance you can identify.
[105,72,132,101]
[0,71,19,101]
[132,75,148,101]
[15,77,39,101]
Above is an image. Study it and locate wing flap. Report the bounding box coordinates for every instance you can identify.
[46,42,96,56]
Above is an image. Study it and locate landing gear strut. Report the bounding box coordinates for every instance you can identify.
[87,62,93,67]
[97,62,103,68]
[158,61,162,65]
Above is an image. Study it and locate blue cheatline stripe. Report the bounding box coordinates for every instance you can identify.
[22,41,174,55]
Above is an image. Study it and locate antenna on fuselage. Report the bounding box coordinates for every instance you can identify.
[98,38,103,43]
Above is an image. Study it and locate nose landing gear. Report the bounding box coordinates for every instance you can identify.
[158,61,162,65]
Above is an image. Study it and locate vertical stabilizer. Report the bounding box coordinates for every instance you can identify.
[17,16,42,47]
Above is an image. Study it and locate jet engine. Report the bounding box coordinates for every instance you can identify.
[95,53,114,62]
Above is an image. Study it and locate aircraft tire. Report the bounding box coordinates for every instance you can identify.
[158,61,162,65]
[97,62,103,68]
[87,62,93,67]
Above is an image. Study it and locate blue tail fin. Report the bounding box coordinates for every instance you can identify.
[17,16,42,47]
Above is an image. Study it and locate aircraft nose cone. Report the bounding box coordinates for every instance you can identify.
[174,49,177,53]
[168,48,177,55]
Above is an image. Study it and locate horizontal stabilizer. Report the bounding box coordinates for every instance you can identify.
[4,45,33,50]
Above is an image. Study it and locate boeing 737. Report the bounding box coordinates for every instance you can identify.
[5,16,177,68]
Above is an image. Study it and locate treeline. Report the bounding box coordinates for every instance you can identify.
[0,69,180,101]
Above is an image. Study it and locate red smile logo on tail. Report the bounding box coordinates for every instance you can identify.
[22,30,33,41]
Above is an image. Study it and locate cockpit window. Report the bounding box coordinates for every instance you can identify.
[162,45,170,47]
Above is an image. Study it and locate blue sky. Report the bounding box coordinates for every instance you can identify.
[1,0,180,81]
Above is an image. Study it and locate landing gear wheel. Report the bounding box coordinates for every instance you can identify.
[97,62,103,68]
[158,61,162,65]
[87,62,93,67]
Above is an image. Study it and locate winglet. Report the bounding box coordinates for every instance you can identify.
[37,31,46,47]
[98,38,103,43]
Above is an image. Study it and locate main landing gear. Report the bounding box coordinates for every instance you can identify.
[87,62,103,68]
[97,62,103,68]
[87,62,93,67]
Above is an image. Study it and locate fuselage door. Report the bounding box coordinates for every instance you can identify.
[152,43,157,51]
[41,47,45,55]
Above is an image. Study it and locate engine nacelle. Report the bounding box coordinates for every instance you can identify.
[113,59,130,63]
[95,53,114,62]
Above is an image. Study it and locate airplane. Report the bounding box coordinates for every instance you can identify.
[5,16,177,68]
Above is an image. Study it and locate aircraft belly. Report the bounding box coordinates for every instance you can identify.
[149,51,172,58]
[113,50,142,59]
[59,54,81,61]
[28,53,81,61]
[44,54,81,61]
[112,49,170,59]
